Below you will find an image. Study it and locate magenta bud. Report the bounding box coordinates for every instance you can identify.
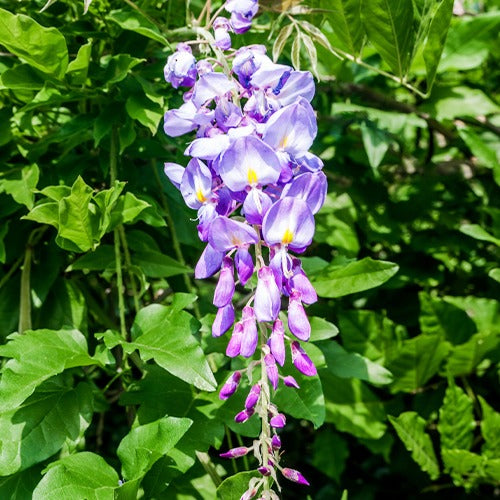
[226,322,243,357]
[264,353,279,390]
[258,466,271,476]
[282,467,310,486]
[287,291,311,341]
[283,375,300,389]
[291,341,317,376]
[271,434,282,449]
[219,371,241,400]
[220,446,250,459]
[212,303,235,337]
[269,319,286,366]
[240,306,258,358]
[235,408,254,423]
[270,413,286,428]
[213,257,235,307]
[245,383,261,410]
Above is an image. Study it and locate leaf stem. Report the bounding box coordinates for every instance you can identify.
[18,245,32,333]
[118,225,140,314]
[0,255,23,290]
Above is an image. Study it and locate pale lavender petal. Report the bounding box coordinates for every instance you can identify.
[208,216,259,252]
[218,136,281,192]
[281,171,327,215]
[288,291,310,341]
[276,71,315,106]
[164,162,184,189]
[242,188,272,225]
[235,248,254,285]
[164,44,197,89]
[215,98,242,131]
[262,198,315,251]
[180,158,213,209]
[195,243,223,279]
[212,303,235,337]
[291,341,317,376]
[250,62,292,90]
[185,135,231,160]
[262,98,317,156]
[219,370,241,400]
[289,260,317,304]
[213,257,235,307]
[192,72,235,108]
[163,101,198,137]
[213,17,232,51]
[265,352,279,390]
[197,203,218,242]
[269,319,286,366]
[295,151,324,172]
[254,266,281,322]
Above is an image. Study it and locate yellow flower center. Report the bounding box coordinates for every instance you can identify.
[282,228,294,244]
[279,135,289,149]
[247,168,258,185]
[196,189,207,203]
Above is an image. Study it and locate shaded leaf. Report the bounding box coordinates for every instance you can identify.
[216,471,260,500]
[0,165,39,209]
[478,396,500,459]
[107,9,168,45]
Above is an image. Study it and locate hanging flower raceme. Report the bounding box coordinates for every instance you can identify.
[162,1,326,496]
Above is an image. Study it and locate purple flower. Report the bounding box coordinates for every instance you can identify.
[283,375,300,389]
[180,158,213,209]
[225,0,258,33]
[264,352,279,390]
[271,434,281,449]
[212,303,235,337]
[164,43,197,89]
[287,291,310,341]
[291,341,317,376]
[220,446,251,458]
[282,467,310,486]
[226,322,243,357]
[262,198,315,252]
[258,466,271,476]
[280,171,327,215]
[163,162,184,189]
[240,306,259,358]
[220,370,242,400]
[215,97,243,132]
[271,71,315,107]
[208,216,259,252]
[191,72,235,109]
[245,383,261,410]
[217,136,281,191]
[235,408,254,423]
[254,266,281,322]
[213,17,232,51]
[288,260,317,305]
[185,135,231,161]
[232,45,268,87]
[213,257,235,307]
[269,319,285,366]
[242,188,272,225]
[270,413,286,428]
[235,248,254,285]
[163,101,199,137]
[195,243,224,279]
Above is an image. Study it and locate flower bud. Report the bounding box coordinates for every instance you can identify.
[282,467,310,486]
[212,303,235,337]
[258,466,271,476]
[220,446,251,459]
[245,383,261,410]
[219,371,242,400]
[269,319,286,366]
[235,248,254,285]
[240,306,258,358]
[254,266,281,322]
[288,291,310,341]
[213,17,231,51]
[283,375,300,389]
[264,353,279,390]
[226,322,243,357]
[235,408,254,423]
[271,434,281,449]
[213,257,235,307]
[270,413,286,428]
[291,341,317,376]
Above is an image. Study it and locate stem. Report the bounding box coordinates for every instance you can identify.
[0,255,23,290]
[195,451,222,487]
[225,427,239,474]
[18,245,32,333]
[259,341,272,494]
[236,431,250,471]
[150,160,201,319]
[118,225,140,314]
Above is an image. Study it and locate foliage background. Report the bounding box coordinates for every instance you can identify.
[0,0,499,498]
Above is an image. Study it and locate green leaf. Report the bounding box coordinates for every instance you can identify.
[0,220,8,264]
[321,0,363,55]
[132,250,190,278]
[107,9,168,45]
[216,471,260,500]
[312,430,349,483]
[0,464,44,500]
[458,127,500,170]
[0,64,45,90]
[318,340,393,385]
[0,328,97,410]
[422,0,453,91]
[126,93,163,135]
[57,176,98,252]
[441,449,486,489]
[387,334,451,393]
[321,370,387,439]
[67,245,115,272]
[362,0,415,78]
[437,380,475,452]
[117,416,192,481]
[0,8,68,78]
[310,316,339,342]
[360,121,390,170]
[112,192,151,225]
[489,268,500,283]
[310,257,399,298]
[32,452,119,500]
[66,41,92,85]
[0,380,93,475]
[459,224,500,246]
[478,396,500,459]
[389,412,440,480]
[100,54,144,85]
[0,165,39,209]
[130,304,217,391]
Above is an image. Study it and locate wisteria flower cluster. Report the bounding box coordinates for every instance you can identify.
[163,1,326,497]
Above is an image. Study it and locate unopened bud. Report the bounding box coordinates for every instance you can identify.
[219,371,241,400]
[283,375,300,389]
[235,408,254,423]
[282,467,310,486]
[220,446,251,459]
[270,413,286,428]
